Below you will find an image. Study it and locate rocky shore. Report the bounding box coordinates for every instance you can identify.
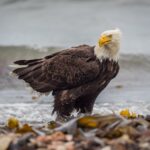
[1,113,150,150]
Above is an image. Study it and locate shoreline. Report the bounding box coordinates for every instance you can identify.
[0,46,150,124]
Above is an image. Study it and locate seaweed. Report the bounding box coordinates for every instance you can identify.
[1,112,150,150]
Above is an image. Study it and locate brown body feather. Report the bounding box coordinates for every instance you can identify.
[13,45,119,119]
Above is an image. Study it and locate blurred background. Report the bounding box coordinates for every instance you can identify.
[0,0,150,124]
[0,0,150,53]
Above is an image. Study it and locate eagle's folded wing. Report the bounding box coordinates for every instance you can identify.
[13,46,100,93]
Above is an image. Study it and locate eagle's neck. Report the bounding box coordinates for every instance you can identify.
[94,44,119,62]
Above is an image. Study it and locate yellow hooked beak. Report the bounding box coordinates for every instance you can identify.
[99,34,112,47]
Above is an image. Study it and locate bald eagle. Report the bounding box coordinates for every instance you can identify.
[12,29,121,120]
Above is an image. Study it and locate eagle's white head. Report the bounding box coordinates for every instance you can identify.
[94,28,121,61]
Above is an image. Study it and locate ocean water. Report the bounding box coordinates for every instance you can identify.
[0,0,150,54]
[0,0,150,124]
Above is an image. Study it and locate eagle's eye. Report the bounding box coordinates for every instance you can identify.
[108,34,112,38]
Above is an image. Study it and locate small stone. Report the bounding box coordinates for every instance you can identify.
[101,146,111,150]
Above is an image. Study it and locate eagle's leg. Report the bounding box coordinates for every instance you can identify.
[52,90,75,121]
[75,94,97,115]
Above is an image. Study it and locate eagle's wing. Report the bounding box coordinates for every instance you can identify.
[13,45,100,93]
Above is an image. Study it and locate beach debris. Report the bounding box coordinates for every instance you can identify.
[47,121,60,129]
[0,134,16,150]
[31,95,39,100]
[16,124,34,134]
[78,116,99,128]
[115,85,123,89]
[120,109,137,118]
[7,117,20,129]
[1,114,150,149]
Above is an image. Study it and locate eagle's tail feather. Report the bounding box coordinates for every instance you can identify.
[14,58,41,65]
[12,59,52,93]
[13,63,41,77]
